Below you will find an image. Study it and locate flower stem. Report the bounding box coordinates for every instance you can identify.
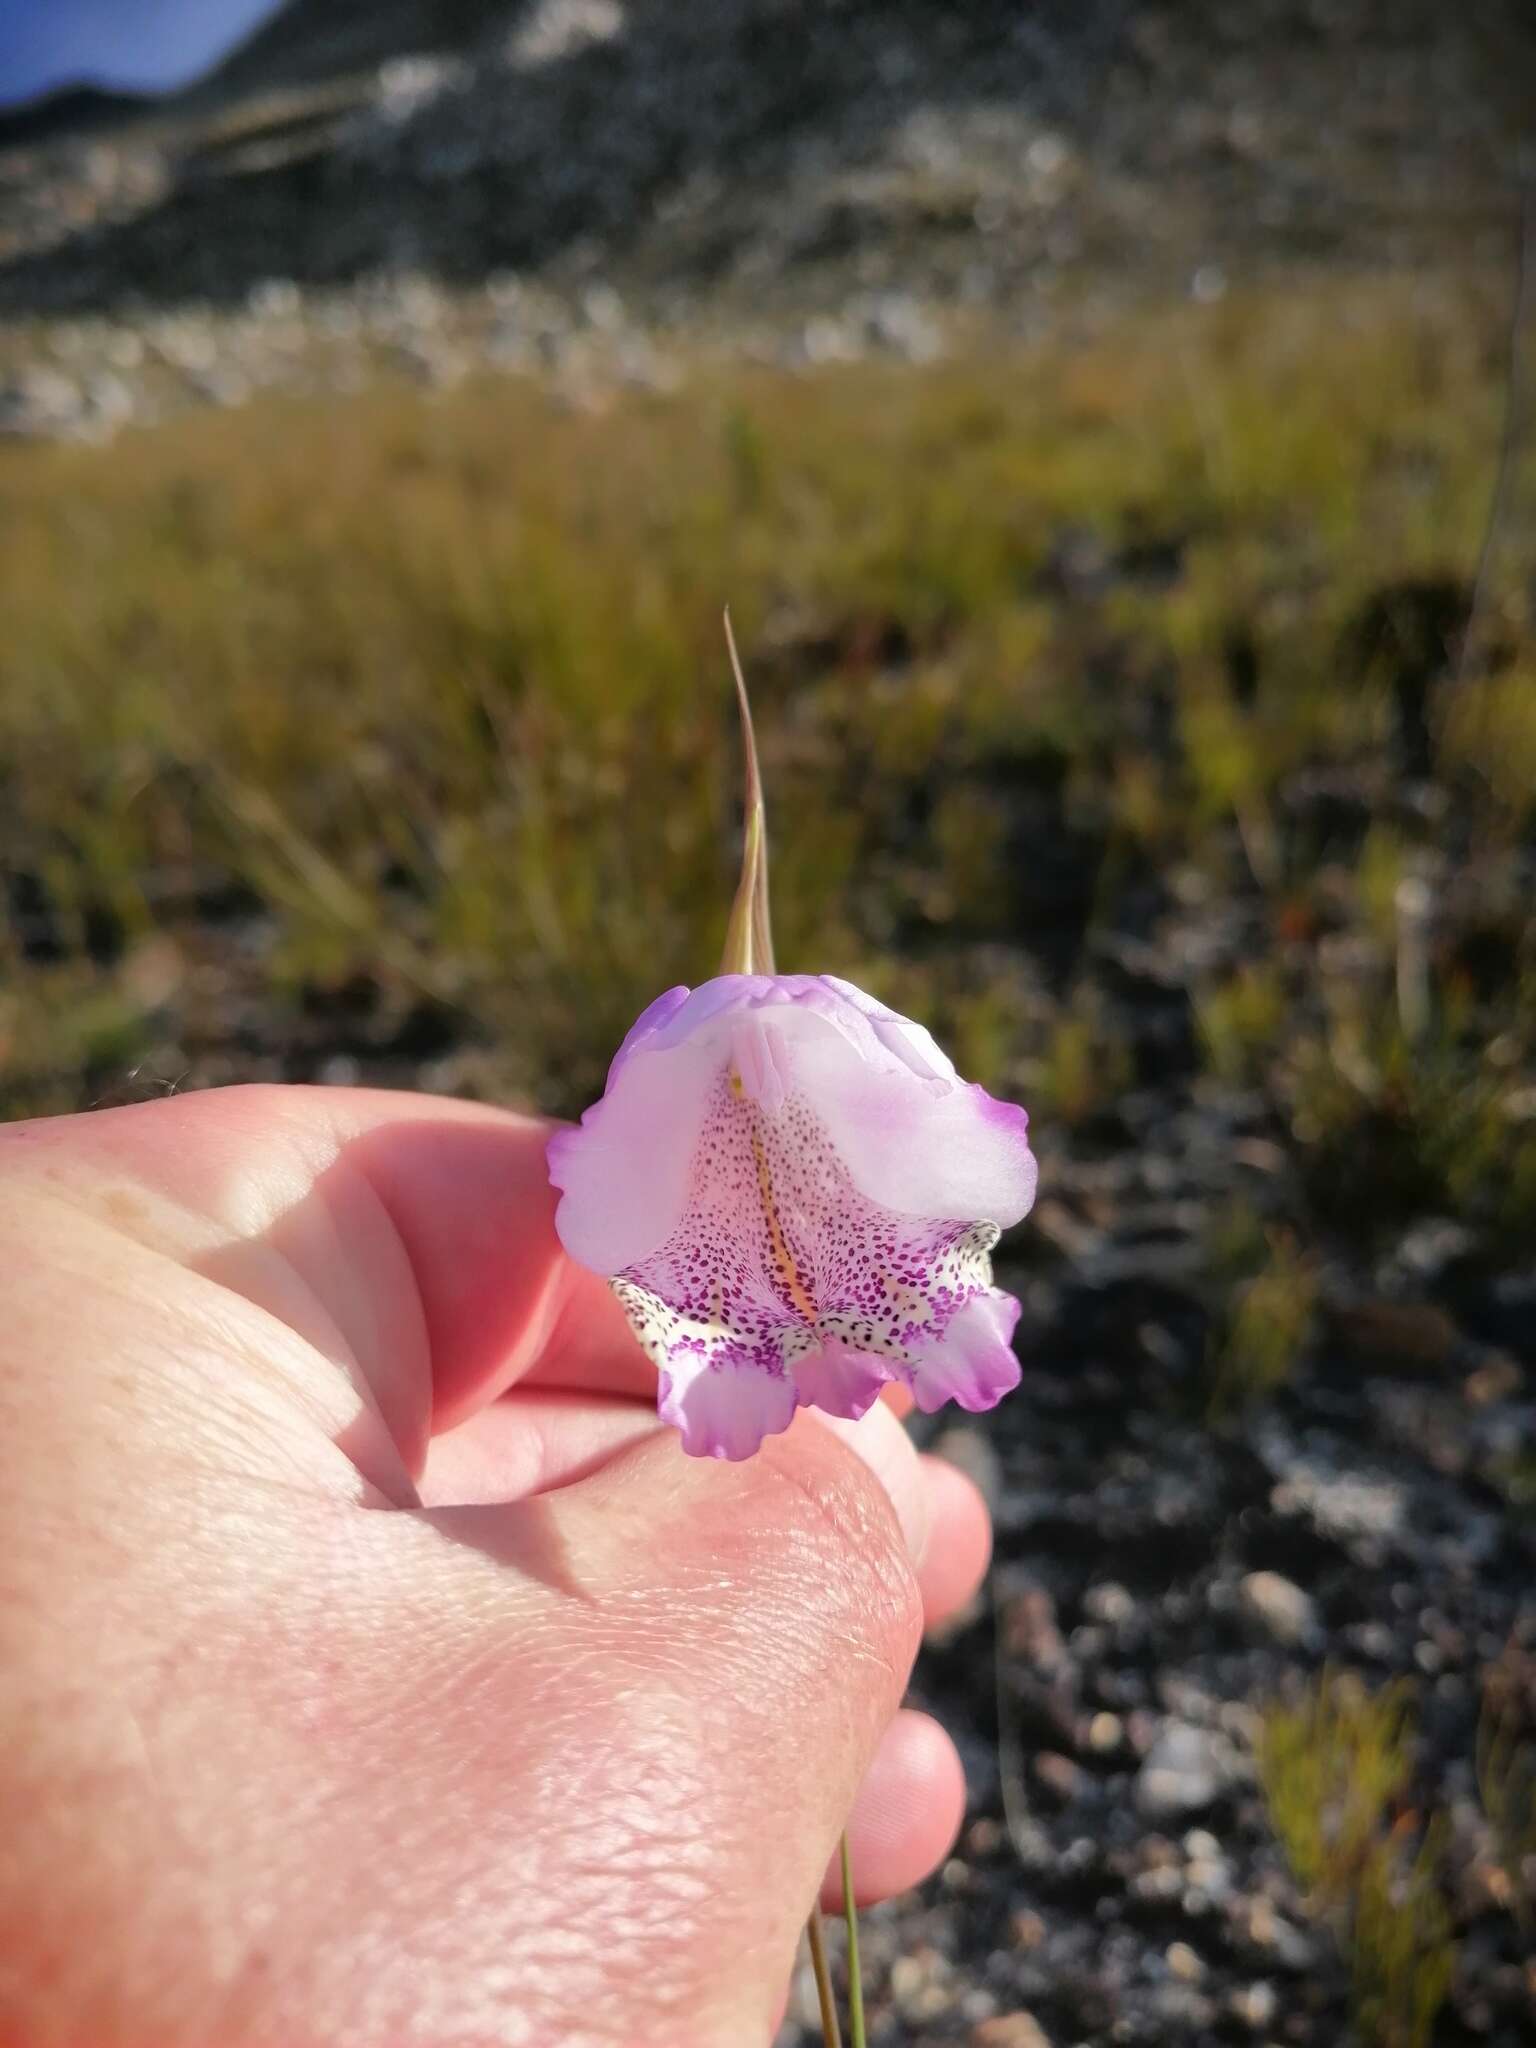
[805,1900,842,2048]
[839,1832,867,2048]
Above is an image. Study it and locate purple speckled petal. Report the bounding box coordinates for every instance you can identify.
[548,972,1037,1455]
[605,1065,1017,1455]
[655,1346,798,1460]
[792,1339,895,1422]
[906,1289,1022,1415]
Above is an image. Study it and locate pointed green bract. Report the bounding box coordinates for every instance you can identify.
[719,610,776,976]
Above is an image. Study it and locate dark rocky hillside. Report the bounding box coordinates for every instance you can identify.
[0,0,1529,322]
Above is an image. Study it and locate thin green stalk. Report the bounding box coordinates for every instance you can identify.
[839,1833,866,2048]
[805,1900,842,2048]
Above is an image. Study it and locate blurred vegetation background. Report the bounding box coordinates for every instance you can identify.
[4,283,1533,1144]
[2,3,1535,2043]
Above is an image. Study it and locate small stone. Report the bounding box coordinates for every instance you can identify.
[1082,1581,1135,1625]
[1166,1941,1204,1982]
[1088,1711,1124,1753]
[890,1955,923,2000]
[971,2014,1052,2048]
[862,289,943,362]
[1010,1908,1047,1950]
[1229,1981,1278,2029]
[0,367,83,437]
[1126,1709,1158,1756]
[1348,1619,1397,1662]
[1151,1983,1216,2027]
[1238,1571,1319,1646]
[1136,1721,1229,1818]
[1244,1899,1278,1949]
[1269,1458,1406,1541]
[1033,1752,1083,1805]
[1466,1354,1522,1405]
[799,315,860,365]
[248,277,301,321]
[1130,1865,1184,1905]
[581,283,625,332]
[1185,1855,1232,1901]
[1257,1911,1317,1971]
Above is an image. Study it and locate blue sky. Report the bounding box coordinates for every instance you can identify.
[0,0,283,106]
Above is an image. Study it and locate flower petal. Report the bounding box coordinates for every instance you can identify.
[818,974,958,1080]
[792,1338,895,1422]
[549,972,1038,1451]
[547,1036,720,1275]
[656,1349,798,1460]
[906,1289,1022,1414]
[791,1024,1037,1227]
[606,983,690,1082]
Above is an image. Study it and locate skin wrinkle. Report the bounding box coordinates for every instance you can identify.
[324,1653,748,2048]
[372,1456,909,2039]
[2,1185,381,1506]
[193,1168,426,1505]
[3,1093,425,1496]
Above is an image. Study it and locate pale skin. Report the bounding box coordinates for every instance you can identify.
[0,1085,993,2047]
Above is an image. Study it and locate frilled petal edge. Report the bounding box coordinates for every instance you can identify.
[792,1338,896,1422]
[657,1351,799,1460]
[907,1289,1022,1414]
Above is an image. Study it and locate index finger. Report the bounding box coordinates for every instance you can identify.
[0,1084,654,1444]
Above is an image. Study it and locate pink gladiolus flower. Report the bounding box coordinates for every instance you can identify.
[547,973,1038,1459]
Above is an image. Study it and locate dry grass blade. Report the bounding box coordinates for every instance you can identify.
[719,608,775,976]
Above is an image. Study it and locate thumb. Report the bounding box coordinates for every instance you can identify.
[416,1406,925,2044]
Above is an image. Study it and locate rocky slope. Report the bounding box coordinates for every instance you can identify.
[0,0,1530,442]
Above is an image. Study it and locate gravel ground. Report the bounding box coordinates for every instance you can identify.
[777,1197,1536,2043]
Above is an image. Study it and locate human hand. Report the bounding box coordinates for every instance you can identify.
[0,1085,992,2046]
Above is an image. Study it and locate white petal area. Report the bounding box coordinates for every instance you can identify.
[789,1023,1038,1228]
[616,974,777,1058]
[657,1348,798,1460]
[730,1010,794,1114]
[818,975,959,1080]
[906,1290,1022,1414]
[793,1338,895,1421]
[548,1034,725,1274]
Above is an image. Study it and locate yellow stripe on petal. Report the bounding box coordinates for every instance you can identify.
[751,1120,818,1322]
